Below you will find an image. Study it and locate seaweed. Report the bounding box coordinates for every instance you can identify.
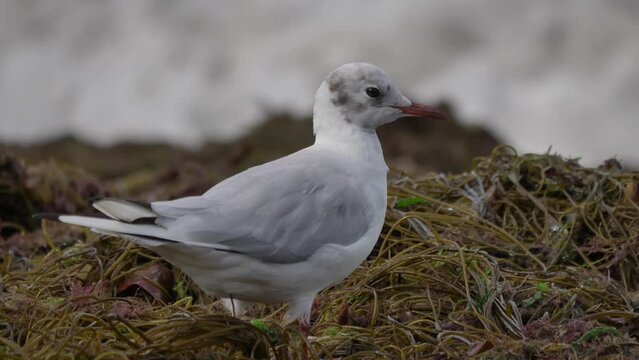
[0,146,638,359]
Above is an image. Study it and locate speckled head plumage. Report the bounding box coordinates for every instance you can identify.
[313,63,447,134]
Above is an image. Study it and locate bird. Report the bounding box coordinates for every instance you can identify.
[35,62,446,334]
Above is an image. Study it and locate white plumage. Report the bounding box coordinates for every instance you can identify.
[40,63,446,331]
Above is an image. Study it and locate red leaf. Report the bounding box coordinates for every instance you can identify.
[117,263,174,303]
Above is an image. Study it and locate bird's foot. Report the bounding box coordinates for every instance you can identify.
[221,297,248,318]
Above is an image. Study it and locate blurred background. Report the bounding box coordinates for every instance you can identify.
[1,0,638,178]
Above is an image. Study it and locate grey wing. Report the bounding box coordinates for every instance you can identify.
[151,156,373,263]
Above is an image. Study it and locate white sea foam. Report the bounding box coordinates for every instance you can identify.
[0,0,637,165]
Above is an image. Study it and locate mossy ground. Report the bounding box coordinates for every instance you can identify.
[1,146,638,359]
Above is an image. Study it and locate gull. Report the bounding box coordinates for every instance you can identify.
[35,63,446,333]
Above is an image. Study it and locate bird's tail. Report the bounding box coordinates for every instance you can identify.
[34,198,178,245]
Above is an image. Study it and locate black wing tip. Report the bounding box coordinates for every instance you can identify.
[131,217,158,225]
[33,213,61,221]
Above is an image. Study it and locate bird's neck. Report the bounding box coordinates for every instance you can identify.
[312,83,388,170]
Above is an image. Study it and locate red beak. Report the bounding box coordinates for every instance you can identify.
[392,102,448,120]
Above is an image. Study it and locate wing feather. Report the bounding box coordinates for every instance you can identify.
[150,150,374,263]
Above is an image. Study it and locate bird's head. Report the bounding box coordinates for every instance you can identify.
[313,63,446,135]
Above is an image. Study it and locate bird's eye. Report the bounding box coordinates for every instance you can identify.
[365,87,381,98]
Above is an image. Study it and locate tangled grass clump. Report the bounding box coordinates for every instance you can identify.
[1,146,639,359]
